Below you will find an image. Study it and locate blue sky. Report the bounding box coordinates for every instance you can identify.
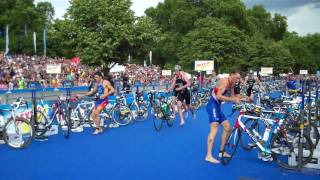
[34,0,320,36]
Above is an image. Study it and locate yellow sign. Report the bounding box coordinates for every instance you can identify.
[194,61,214,71]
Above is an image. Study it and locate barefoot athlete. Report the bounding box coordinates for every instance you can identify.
[82,71,115,135]
[205,70,241,164]
[168,65,195,126]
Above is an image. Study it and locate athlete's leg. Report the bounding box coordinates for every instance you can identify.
[219,120,232,157]
[206,122,220,164]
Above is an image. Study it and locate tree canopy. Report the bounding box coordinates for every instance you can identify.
[0,0,319,74]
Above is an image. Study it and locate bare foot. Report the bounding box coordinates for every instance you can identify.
[205,156,220,164]
[219,152,231,158]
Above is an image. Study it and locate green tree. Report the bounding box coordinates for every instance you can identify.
[65,0,135,67]
[177,17,248,73]
[0,0,53,55]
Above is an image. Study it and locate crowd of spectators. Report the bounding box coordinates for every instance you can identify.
[0,52,170,91]
[0,52,95,90]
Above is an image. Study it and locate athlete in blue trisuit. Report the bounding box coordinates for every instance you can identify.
[81,71,115,135]
[205,70,246,164]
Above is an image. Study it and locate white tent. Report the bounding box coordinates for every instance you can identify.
[109,63,125,73]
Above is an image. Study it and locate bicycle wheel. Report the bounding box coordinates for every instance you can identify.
[240,118,260,151]
[271,130,313,170]
[113,106,132,126]
[131,102,149,122]
[3,117,34,149]
[32,110,51,137]
[310,123,319,149]
[221,128,241,165]
[153,106,163,131]
[166,106,175,127]
[58,110,70,139]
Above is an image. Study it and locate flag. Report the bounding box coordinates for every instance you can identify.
[33,32,36,54]
[43,29,47,56]
[5,25,9,55]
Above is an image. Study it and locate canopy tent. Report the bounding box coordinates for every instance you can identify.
[109,63,126,73]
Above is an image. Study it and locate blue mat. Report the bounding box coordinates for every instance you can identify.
[0,102,319,180]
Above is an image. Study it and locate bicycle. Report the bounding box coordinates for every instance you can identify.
[33,96,71,139]
[152,91,175,131]
[1,98,34,149]
[220,103,313,170]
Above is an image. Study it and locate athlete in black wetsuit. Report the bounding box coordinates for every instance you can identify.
[169,65,195,126]
[245,70,260,100]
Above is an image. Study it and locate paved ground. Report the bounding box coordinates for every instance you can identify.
[1,102,319,180]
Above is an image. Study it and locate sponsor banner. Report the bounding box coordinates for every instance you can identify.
[260,67,273,74]
[162,70,172,76]
[299,70,308,75]
[46,64,61,74]
[194,61,214,71]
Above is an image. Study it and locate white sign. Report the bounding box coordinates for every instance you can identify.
[299,70,308,75]
[46,64,61,74]
[195,61,214,71]
[162,70,172,76]
[206,70,212,75]
[260,67,273,74]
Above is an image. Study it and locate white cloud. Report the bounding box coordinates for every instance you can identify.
[286,3,320,36]
[35,0,319,36]
[35,0,163,19]
[131,0,163,17]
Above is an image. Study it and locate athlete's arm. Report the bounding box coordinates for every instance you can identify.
[215,79,239,103]
[177,72,191,90]
[169,75,177,91]
[84,84,97,96]
[100,80,115,99]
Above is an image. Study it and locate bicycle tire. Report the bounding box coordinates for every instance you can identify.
[166,106,175,127]
[32,110,51,137]
[3,117,34,149]
[112,106,132,126]
[240,118,260,151]
[59,110,70,139]
[310,123,319,149]
[271,131,313,170]
[132,102,149,122]
[221,128,241,165]
[153,106,163,131]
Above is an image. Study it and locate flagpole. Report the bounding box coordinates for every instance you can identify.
[149,51,152,66]
[5,25,9,55]
[43,29,47,56]
[33,32,37,55]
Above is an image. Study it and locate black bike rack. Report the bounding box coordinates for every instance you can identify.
[28,81,47,140]
[165,80,170,90]
[297,79,306,170]
[135,80,141,93]
[151,80,157,91]
[63,81,73,98]
[115,80,121,96]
